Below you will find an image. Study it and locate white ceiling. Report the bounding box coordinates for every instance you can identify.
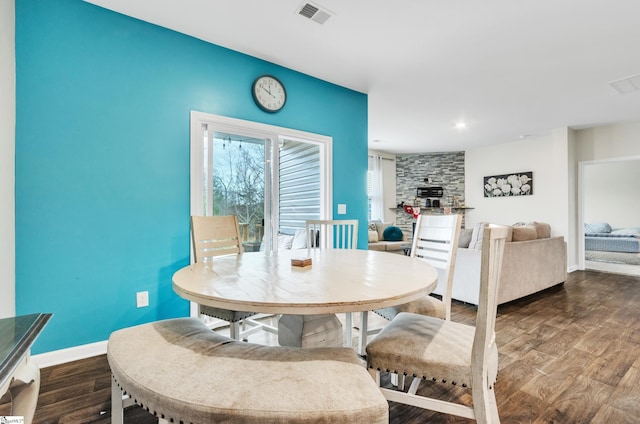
[85,0,640,153]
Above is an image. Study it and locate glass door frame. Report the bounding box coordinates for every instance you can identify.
[190,109,332,249]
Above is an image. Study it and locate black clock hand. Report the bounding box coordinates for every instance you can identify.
[262,87,275,98]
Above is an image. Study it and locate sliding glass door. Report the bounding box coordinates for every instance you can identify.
[191,111,331,254]
[209,131,269,251]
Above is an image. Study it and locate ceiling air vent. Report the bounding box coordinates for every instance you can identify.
[296,2,334,25]
[609,73,640,94]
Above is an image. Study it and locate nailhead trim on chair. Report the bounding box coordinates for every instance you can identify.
[370,365,495,388]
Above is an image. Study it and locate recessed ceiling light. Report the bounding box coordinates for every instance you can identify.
[455,122,467,130]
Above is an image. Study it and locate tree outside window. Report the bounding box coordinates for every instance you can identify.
[212,138,265,242]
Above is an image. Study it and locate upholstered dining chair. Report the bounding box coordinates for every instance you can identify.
[191,215,277,341]
[374,213,462,322]
[278,219,359,348]
[366,225,509,424]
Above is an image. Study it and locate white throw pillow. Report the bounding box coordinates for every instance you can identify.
[469,222,488,250]
[368,230,379,243]
[278,234,294,249]
[291,229,307,249]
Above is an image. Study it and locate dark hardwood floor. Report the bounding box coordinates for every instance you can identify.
[3,270,640,423]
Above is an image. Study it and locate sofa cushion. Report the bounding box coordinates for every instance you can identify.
[368,230,379,243]
[469,222,488,250]
[383,226,403,241]
[531,221,551,239]
[459,228,473,248]
[368,242,386,251]
[374,222,392,241]
[379,241,406,251]
[511,225,537,241]
[501,225,514,242]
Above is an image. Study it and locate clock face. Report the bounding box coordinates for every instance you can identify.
[252,75,286,113]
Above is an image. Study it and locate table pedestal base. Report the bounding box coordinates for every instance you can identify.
[278,314,343,348]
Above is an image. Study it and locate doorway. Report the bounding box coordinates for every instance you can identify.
[579,156,640,276]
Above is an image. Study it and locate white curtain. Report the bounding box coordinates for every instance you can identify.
[370,155,385,221]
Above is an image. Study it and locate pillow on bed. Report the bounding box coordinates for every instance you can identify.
[584,222,612,234]
[611,228,640,236]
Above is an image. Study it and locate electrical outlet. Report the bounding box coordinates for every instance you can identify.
[337,204,347,214]
[136,291,149,308]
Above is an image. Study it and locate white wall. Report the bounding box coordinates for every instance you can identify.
[583,160,640,228]
[368,149,397,223]
[465,128,571,253]
[574,122,640,161]
[0,0,15,317]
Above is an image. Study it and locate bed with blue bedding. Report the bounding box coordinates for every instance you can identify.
[584,223,640,254]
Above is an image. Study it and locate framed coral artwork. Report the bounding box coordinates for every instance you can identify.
[483,171,533,197]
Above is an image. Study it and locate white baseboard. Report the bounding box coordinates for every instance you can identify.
[32,340,107,368]
[567,265,579,273]
[30,314,270,369]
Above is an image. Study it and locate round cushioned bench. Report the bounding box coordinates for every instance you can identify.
[108,318,388,424]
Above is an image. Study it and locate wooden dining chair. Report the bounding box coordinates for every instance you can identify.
[366,225,509,424]
[373,213,462,322]
[191,215,277,341]
[278,219,359,348]
[306,219,359,250]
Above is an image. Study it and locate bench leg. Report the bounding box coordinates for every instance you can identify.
[111,376,123,424]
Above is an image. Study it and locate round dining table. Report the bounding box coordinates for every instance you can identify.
[172,248,438,354]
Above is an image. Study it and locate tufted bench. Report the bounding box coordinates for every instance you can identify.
[108,318,388,424]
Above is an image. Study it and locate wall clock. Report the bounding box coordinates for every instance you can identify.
[252,75,287,113]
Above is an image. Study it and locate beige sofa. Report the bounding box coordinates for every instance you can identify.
[433,222,567,305]
[367,221,408,252]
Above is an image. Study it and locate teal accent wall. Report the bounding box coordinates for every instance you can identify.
[15,0,368,354]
